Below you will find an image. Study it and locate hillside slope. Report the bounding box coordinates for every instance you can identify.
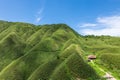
[82,35,120,79]
[0,21,99,80]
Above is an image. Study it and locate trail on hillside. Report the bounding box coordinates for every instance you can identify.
[90,60,116,80]
[104,73,116,80]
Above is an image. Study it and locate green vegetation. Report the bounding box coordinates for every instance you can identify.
[100,53,120,78]
[0,20,120,80]
[0,21,99,80]
[82,35,120,79]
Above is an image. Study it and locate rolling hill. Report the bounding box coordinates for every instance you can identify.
[0,20,120,80]
[0,21,99,80]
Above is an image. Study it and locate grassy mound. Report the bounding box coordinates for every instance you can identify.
[0,21,102,80]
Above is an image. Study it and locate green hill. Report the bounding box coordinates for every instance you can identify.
[82,35,120,79]
[0,20,120,80]
[0,21,99,80]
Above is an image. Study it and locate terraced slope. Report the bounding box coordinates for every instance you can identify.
[0,21,99,80]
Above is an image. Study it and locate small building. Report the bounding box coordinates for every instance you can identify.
[88,55,96,61]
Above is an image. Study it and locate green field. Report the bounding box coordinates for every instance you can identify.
[0,20,120,80]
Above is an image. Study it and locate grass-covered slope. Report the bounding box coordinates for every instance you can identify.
[82,35,120,79]
[100,53,120,77]
[0,21,99,80]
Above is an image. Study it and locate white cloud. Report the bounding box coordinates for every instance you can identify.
[34,0,46,23]
[35,8,44,23]
[37,8,44,15]
[79,23,97,27]
[36,17,42,23]
[79,15,120,36]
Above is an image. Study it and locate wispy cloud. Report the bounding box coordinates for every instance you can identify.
[36,17,42,23]
[35,8,44,23]
[78,15,120,36]
[35,0,46,23]
[37,8,44,15]
[79,23,97,27]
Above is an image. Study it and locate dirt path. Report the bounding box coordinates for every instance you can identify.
[104,72,116,80]
[90,60,116,80]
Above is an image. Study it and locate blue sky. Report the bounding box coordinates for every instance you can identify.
[0,0,120,36]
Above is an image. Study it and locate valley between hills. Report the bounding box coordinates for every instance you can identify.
[0,20,120,80]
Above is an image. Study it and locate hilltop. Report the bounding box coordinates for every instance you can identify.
[0,21,99,80]
[0,20,120,80]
